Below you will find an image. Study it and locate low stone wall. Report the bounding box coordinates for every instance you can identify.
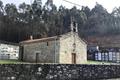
[0,64,120,80]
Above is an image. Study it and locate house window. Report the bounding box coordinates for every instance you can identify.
[14,54,16,56]
[47,42,49,46]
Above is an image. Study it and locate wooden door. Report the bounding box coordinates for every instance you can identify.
[36,53,39,63]
[72,53,76,64]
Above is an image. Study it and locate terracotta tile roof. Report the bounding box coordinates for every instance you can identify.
[19,32,72,44]
[0,40,19,46]
[20,36,59,44]
[20,32,87,45]
[86,35,120,47]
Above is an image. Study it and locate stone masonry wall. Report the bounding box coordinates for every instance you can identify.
[59,32,87,64]
[22,40,60,63]
[0,64,120,80]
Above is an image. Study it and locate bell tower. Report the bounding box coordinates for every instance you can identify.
[70,17,78,53]
[70,17,78,33]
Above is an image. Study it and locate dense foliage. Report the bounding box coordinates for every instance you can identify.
[0,0,120,42]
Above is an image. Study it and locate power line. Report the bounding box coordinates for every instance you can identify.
[62,0,82,7]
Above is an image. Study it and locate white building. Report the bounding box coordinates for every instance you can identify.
[0,41,19,60]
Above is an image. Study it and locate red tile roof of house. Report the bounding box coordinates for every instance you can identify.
[86,35,120,47]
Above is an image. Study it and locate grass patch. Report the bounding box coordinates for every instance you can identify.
[0,60,27,64]
[0,60,115,64]
[85,60,113,65]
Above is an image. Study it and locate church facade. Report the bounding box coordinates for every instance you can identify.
[19,20,87,64]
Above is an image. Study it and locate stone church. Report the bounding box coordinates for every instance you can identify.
[19,20,87,64]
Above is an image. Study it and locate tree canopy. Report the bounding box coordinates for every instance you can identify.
[0,0,120,43]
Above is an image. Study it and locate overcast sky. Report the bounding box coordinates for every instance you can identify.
[1,0,120,13]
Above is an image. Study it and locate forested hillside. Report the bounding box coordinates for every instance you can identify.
[0,0,120,43]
